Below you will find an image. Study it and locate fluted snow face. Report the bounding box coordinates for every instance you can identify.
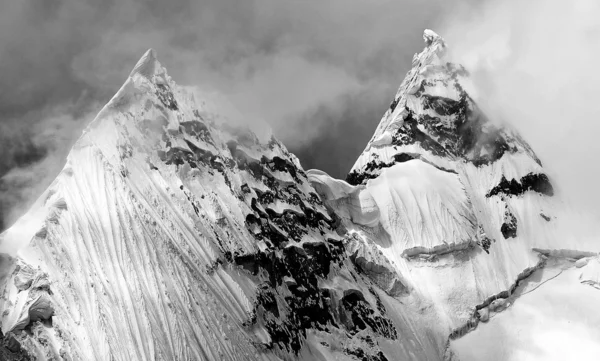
[0,50,273,361]
[1,30,599,361]
[0,46,442,361]
[0,49,352,360]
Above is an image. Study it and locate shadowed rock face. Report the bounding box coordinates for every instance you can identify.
[348,34,544,186]
[347,234,409,297]
[0,256,56,360]
[233,242,391,353]
[476,226,494,254]
[0,329,31,361]
[487,173,554,198]
[500,203,518,239]
[146,82,400,355]
[230,156,399,353]
[501,213,518,239]
[348,85,542,186]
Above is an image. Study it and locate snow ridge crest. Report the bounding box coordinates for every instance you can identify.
[423,29,445,47]
[129,48,158,79]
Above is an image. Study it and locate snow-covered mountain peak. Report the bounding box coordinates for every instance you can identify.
[1,33,599,361]
[351,29,541,184]
[423,28,445,47]
[129,48,159,79]
[308,28,600,360]
[0,47,406,361]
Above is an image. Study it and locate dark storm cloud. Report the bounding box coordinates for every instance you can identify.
[0,0,477,230]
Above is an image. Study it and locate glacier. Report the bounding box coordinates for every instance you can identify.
[1,31,599,361]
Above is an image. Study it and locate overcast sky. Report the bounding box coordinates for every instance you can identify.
[1,0,599,231]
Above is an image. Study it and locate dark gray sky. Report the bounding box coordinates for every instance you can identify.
[0,0,486,230]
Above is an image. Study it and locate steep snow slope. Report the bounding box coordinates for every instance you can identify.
[1,30,599,361]
[0,48,441,361]
[1,49,277,361]
[309,30,600,359]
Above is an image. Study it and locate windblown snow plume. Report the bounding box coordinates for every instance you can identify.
[1,30,599,361]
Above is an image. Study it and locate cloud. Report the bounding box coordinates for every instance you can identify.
[440,0,600,213]
[0,103,98,230]
[0,0,479,230]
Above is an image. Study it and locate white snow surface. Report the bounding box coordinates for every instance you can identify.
[309,29,600,360]
[0,49,296,361]
[2,30,600,361]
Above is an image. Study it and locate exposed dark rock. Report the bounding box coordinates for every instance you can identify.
[346,152,458,186]
[346,158,395,186]
[155,83,178,110]
[475,225,494,254]
[0,331,31,361]
[234,240,344,353]
[350,68,541,185]
[392,111,449,158]
[422,94,463,116]
[346,170,369,186]
[263,156,300,183]
[345,347,390,361]
[468,130,516,167]
[487,173,554,198]
[234,156,397,354]
[347,235,409,296]
[368,287,387,315]
[341,291,397,339]
[478,237,493,254]
[393,153,416,163]
[501,208,518,239]
[389,97,400,112]
[449,258,545,340]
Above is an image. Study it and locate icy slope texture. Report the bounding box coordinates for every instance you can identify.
[309,30,600,358]
[1,31,599,361]
[0,50,425,361]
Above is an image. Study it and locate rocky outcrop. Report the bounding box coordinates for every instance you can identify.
[0,257,66,360]
[501,206,518,239]
[346,233,409,296]
[448,256,546,340]
[487,173,554,198]
[0,329,31,361]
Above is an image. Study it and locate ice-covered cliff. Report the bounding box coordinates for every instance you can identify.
[1,31,599,361]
